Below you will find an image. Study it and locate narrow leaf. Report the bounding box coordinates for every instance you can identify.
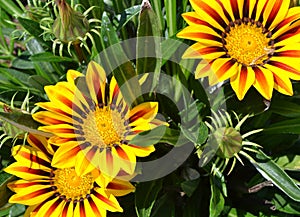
[264,118,300,134]
[250,150,300,202]
[209,179,225,217]
[131,125,188,147]
[135,179,163,217]
[0,102,52,137]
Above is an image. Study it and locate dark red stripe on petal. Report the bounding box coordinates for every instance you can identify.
[250,0,259,20]
[265,0,283,30]
[107,182,126,190]
[28,134,51,158]
[88,196,101,216]
[253,67,270,94]
[194,1,228,29]
[258,0,269,24]
[271,13,300,35]
[268,61,300,76]
[129,110,147,123]
[199,46,225,55]
[80,142,92,150]
[274,26,300,43]
[85,146,98,161]
[274,74,290,91]
[230,0,240,19]
[45,198,63,216]
[243,0,250,18]
[13,166,51,176]
[215,59,236,78]
[216,0,233,22]
[274,50,300,57]
[182,32,223,43]
[80,200,86,217]
[18,151,51,168]
[115,146,129,161]
[15,187,54,200]
[92,190,117,209]
[62,200,71,217]
[10,181,50,189]
[239,66,248,93]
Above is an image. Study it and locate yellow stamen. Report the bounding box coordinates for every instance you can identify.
[225,23,270,65]
[53,168,94,199]
[82,106,126,147]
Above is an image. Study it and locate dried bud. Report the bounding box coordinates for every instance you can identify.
[53,0,89,43]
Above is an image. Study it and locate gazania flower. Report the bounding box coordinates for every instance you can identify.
[177,0,300,100]
[198,110,262,175]
[4,134,135,217]
[33,61,162,179]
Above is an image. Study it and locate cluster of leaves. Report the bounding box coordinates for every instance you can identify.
[0,0,300,217]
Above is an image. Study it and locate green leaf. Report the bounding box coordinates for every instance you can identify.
[150,193,175,217]
[99,12,141,106]
[226,208,256,217]
[181,178,200,197]
[30,52,75,63]
[130,125,188,147]
[270,100,300,118]
[0,67,30,86]
[0,172,15,207]
[209,178,225,217]
[0,102,52,138]
[275,155,300,171]
[272,193,300,215]
[164,0,177,36]
[18,18,50,47]
[250,150,300,202]
[0,0,23,17]
[264,118,300,134]
[135,179,163,217]
[26,39,60,83]
[12,58,35,70]
[136,0,161,74]
[118,5,141,30]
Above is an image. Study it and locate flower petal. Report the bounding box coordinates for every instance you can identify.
[177,25,223,46]
[263,0,289,30]
[85,61,106,105]
[210,58,238,85]
[129,102,158,127]
[182,42,225,60]
[230,65,255,100]
[190,0,229,31]
[253,66,274,100]
[106,178,135,197]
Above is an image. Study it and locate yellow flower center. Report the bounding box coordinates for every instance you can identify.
[225,23,270,66]
[82,106,127,147]
[53,168,94,199]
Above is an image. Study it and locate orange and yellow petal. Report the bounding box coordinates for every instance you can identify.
[8,185,54,206]
[253,66,274,100]
[106,178,135,197]
[230,65,255,100]
[86,61,106,105]
[129,102,158,127]
[209,58,238,85]
[263,0,289,30]
[177,25,223,47]
[51,141,84,168]
[190,0,229,32]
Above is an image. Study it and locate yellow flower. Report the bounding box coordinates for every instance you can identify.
[4,134,135,217]
[33,61,161,179]
[177,0,300,100]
